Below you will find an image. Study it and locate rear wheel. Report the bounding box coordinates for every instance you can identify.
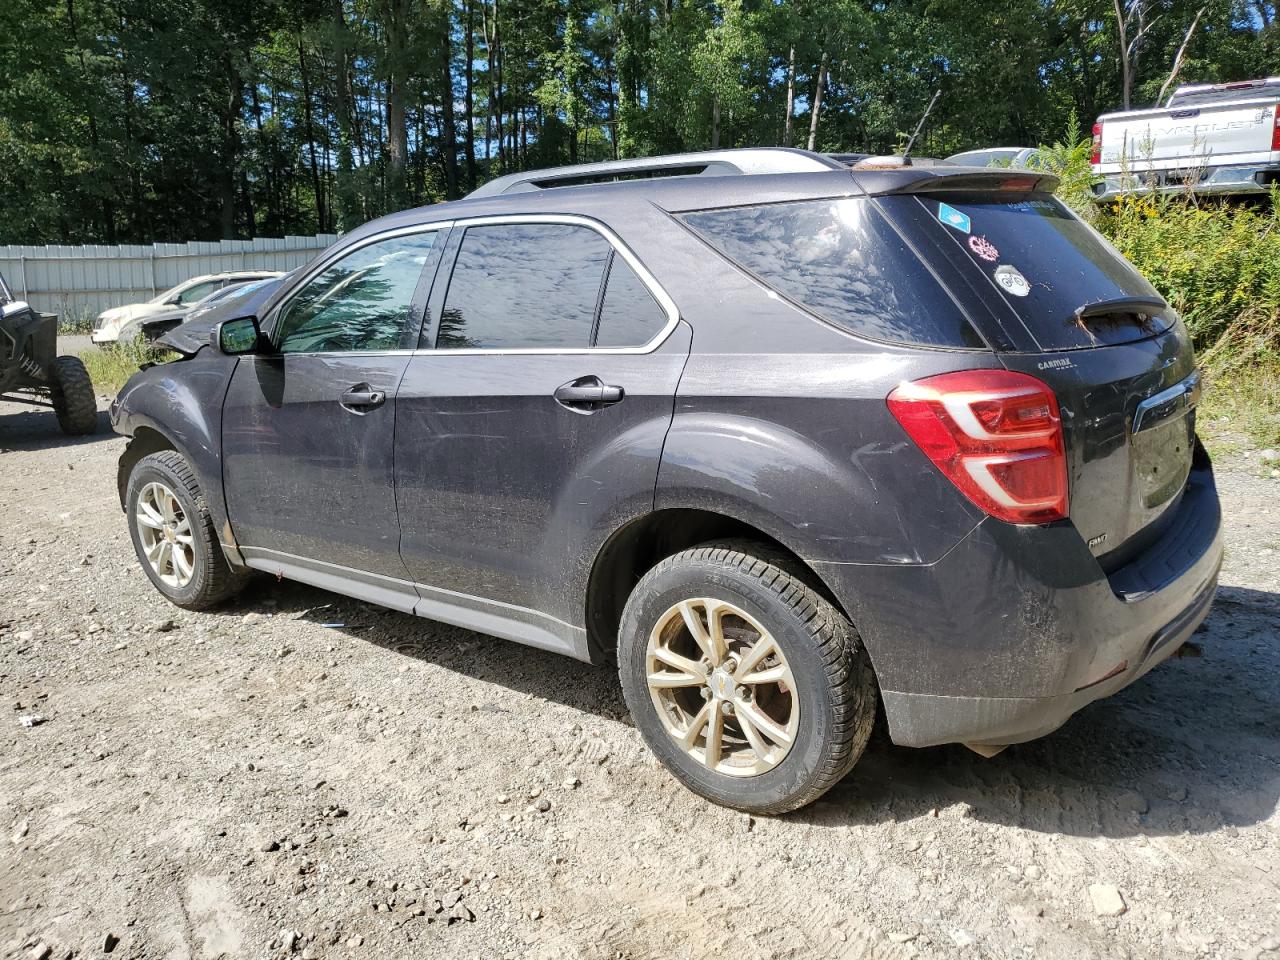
[126,450,249,609]
[617,542,877,814]
[49,355,98,435]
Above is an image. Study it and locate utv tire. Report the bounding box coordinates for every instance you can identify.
[125,450,250,610]
[617,541,877,814]
[49,355,98,435]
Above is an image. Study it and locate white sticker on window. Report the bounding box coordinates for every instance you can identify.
[994,264,1031,297]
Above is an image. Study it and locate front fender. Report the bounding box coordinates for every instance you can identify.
[112,354,242,563]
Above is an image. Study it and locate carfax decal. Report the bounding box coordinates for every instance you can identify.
[968,235,999,262]
[936,202,971,234]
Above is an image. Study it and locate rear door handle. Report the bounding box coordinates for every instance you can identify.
[339,384,386,413]
[554,376,625,413]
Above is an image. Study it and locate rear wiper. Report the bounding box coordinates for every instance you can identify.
[1070,295,1167,342]
[1074,295,1167,320]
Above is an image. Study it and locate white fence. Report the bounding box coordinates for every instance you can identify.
[0,235,339,319]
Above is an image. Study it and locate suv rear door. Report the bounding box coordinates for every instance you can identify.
[394,216,689,648]
[883,188,1199,561]
[221,227,445,604]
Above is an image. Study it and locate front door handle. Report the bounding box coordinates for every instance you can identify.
[339,383,387,413]
[554,376,625,413]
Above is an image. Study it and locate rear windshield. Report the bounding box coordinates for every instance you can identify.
[889,193,1174,350]
[680,197,984,349]
[1167,84,1280,108]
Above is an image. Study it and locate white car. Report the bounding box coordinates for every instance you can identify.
[91,271,281,345]
[945,147,1042,169]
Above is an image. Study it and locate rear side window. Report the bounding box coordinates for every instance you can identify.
[680,198,983,348]
[894,194,1173,350]
[438,223,611,349]
[594,257,668,347]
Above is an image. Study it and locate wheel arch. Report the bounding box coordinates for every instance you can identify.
[585,506,868,672]
[116,424,180,509]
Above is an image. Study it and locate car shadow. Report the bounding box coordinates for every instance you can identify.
[0,406,116,452]
[226,578,1280,839]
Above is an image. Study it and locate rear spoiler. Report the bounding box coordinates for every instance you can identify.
[860,167,1059,195]
[871,169,1061,196]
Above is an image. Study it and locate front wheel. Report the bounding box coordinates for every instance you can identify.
[49,355,98,435]
[125,450,250,609]
[617,542,878,814]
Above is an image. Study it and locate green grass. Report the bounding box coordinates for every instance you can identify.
[77,338,177,395]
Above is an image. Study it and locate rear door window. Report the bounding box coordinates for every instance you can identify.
[594,256,669,347]
[888,194,1174,350]
[437,222,611,349]
[680,197,984,349]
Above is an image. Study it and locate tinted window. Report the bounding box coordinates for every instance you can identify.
[437,223,611,349]
[681,198,982,348]
[176,280,224,304]
[594,257,668,347]
[894,194,1172,350]
[277,231,436,353]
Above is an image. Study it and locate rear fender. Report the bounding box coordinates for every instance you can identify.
[655,411,983,567]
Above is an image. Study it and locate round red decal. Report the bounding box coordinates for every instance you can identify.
[968,235,999,262]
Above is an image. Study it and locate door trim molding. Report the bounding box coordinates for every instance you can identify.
[238,546,589,661]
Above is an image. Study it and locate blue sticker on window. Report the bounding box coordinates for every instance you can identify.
[937,202,971,234]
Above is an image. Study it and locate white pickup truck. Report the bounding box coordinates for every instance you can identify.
[1091,77,1280,200]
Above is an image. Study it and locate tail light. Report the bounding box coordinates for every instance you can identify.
[887,369,1068,524]
[1091,122,1103,165]
[1272,106,1280,152]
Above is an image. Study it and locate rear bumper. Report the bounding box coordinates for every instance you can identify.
[814,461,1223,748]
[1091,162,1280,200]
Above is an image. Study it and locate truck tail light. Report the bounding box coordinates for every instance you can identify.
[887,369,1068,525]
[1091,122,1103,165]
[1272,106,1280,152]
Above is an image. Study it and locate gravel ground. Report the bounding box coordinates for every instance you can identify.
[1,397,1278,960]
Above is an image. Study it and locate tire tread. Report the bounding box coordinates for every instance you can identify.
[621,539,877,814]
[129,450,249,609]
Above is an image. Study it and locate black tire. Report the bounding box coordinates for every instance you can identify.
[49,355,99,435]
[617,541,878,814]
[125,450,250,610]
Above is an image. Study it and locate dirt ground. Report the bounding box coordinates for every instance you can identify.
[1,390,1278,960]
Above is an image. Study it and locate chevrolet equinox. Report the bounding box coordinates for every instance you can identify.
[111,148,1223,813]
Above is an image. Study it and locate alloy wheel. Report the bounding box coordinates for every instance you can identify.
[135,481,196,588]
[645,597,799,777]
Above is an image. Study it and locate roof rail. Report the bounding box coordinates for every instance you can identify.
[465,148,845,198]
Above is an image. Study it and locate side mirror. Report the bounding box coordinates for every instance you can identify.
[212,316,262,355]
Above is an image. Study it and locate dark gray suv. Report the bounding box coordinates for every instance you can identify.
[111,148,1222,814]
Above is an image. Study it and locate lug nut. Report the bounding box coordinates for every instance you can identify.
[700,687,712,700]
[720,701,734,716]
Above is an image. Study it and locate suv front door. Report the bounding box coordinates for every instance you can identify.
[394,216,689,651]
[221,227,445,608]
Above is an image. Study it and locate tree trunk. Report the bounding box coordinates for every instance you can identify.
[1156,6,1206,107]
[298,38,327,231]
[783,46,796,147]
[331,0,359,230]
[439,8,460,198]
[383,0,410,209]
[464,0,478,189]
[806,51,828,152]
[1114,0,1133,110]
[219,53,244,239]
[710,93,720,149]
[66,0,115,242]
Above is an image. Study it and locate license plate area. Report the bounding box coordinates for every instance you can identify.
[1130,370,1200,515]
